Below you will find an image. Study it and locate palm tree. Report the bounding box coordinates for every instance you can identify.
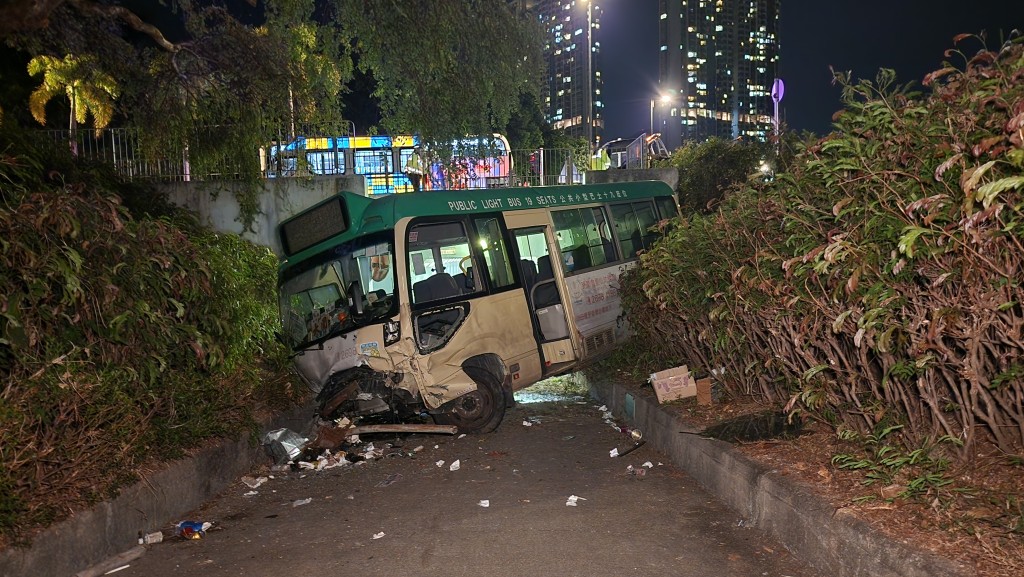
[27,54,119,155]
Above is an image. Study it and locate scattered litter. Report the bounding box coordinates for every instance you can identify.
[522,420,533,427]
[138,531,163,545]
[565,495,587,507]
[562,435,576,441]
[103,566,130,575]
[609,448,619,458]
[241,475,268,489]
[642,461,654,468]
[627,465,647,479]
[261,428,307,464]
[598,405,607,411]
[458,434,467,439]
[376,473,403,487]
[372,532,385,540]
[478,500,490,508]
[413,445,425,452]
[449,459,461,471]
[292,498,312,507]
[434,445,439,449]
[175,521,212,540]
[436,460,445,468]
[243,491,258,497]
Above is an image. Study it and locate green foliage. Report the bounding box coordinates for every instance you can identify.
[832,425,957,501]
[338,0,544,143]
[655,137,770,213]
[0,142,302,544]
[622,34,1024,468]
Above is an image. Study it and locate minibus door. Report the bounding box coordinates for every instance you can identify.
[506,217,578,375]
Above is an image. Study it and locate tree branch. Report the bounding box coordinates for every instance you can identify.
[67,0,180,52]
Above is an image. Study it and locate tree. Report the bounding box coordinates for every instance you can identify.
[27,54,118,133]
[656,138,769,213]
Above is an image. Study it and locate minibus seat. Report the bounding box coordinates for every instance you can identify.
[532,255,559,309]
[413,272,461,303]
[452,266,474,293]
[537,255,553,280]
[519,259,538,293]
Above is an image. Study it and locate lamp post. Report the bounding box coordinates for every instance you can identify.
[650,94,672,135]
[583,0,593,147]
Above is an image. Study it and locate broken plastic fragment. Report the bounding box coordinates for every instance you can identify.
[243,491,258,497]
[436,460,445,468]
[478,500,490,507]
[458,434,467,439]
[292,498,312,507]
[372,532,385,540]
[609,448,619,458]
[522,420,533,427]
[449,459,461,471]
[643,461,654,468]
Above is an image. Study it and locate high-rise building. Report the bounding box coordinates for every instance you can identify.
[528,0,604,147]
[657,0,780,148]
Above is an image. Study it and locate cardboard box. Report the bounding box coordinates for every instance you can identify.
[696,377,713,406]
[649,365,697,403]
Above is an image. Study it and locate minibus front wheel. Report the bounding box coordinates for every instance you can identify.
[432,370,506,434]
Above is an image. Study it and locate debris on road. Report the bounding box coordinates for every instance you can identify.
[436,460,445,468]
[626,465,647,479]
[175,521,211,539]
[478,500,490,507]
[137,531,163,545]
[376,473,403,487]
[262,429,308,464]
[292,498,312,507]
[241,475,268,489]
[449,459,461,471]
[565,495,586,507]
[372,532,385,539]
[610,429,645,457]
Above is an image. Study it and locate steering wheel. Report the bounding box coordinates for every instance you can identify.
[459,255,473,276]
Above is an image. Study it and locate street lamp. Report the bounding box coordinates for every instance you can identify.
[650,94,672,135]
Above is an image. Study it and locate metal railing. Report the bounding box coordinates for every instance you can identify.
[37,124,591,189]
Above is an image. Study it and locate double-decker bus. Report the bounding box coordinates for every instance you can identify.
[267,134,512,196]
[276,181,678,433]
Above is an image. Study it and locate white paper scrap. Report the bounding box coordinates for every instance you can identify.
[609,448,619,458]
[292,498,312,507]
[436,460,445,468]
[478,500,490,507]
[565,495,587,507]
[522,420,533,427]
[449,459,461,471]
[643,461,654,468]
[372,532,385,540]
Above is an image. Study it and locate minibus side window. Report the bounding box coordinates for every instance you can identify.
[473,217,515,290]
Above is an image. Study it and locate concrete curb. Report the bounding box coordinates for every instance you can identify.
[585,375,971,577]
[0,401,314,577]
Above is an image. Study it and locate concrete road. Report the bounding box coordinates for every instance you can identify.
[116,396,820,577]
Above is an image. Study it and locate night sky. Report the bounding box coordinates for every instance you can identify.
[600,0,1024,139]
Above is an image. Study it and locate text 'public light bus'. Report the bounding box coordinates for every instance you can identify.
[277,181,679,433]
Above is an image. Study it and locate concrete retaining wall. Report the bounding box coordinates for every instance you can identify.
[158,175,364,256]
[0,403,314,577]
